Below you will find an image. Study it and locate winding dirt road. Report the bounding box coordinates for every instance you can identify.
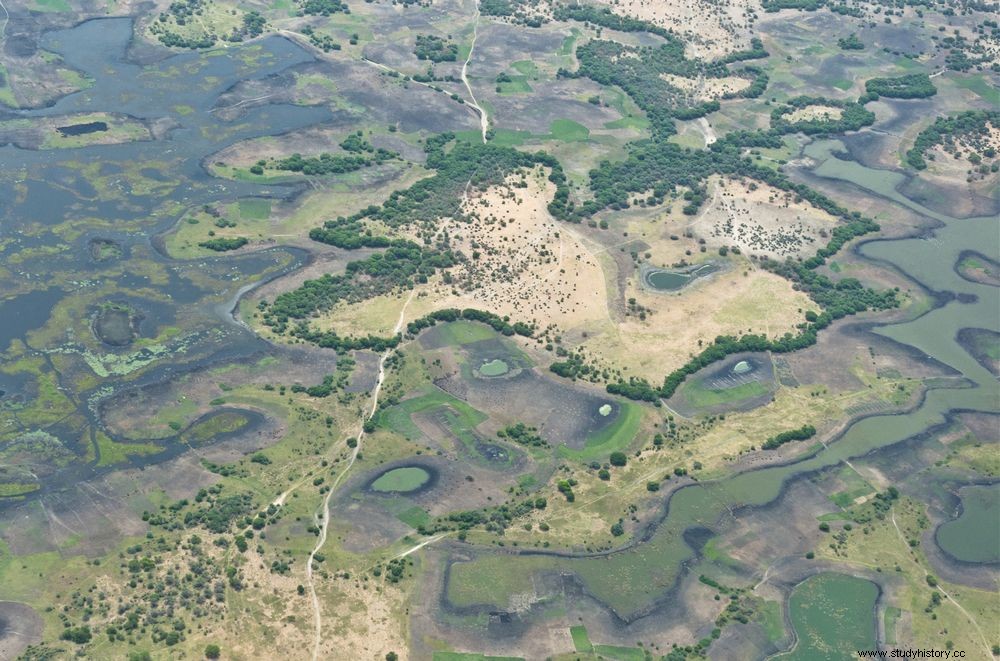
[461,0,488,143]
[306,290,415,661]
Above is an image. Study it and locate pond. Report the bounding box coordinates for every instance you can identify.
[935,483,1000,564]
[643,262,721,292]
[479,359,510,377]
[371,467,432,493]
[56,121,108,136]
[93,304,140,346]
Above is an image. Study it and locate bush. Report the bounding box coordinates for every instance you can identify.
[865,74,937,99]
[60,626,92,644]
[199,237,248,252]
[205,644,222,659]
[762,424,816,450]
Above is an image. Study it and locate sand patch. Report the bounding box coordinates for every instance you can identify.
[688,175,840,260]
[786,105,844,123]
[315,168,608,335]
[576,267,812,381]
[660,73,751,101]
[591,0,761,58]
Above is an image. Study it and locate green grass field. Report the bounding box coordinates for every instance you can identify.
[680,379,769,409]
[238,198,271,220]
[378,388,488,442]
[548,119,589,142]
[570,625,592,652]
[558,400,642,461]
[774,573,878,661]
[431,320,501,346]
[370,466,431,492]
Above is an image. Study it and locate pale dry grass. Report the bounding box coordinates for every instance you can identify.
[316,170,815,382]
[591,0,761,58]
[660,73,751,101]
[786,105,844,123]
[316,169,608,335]
[689,175,839,259]
[575,267,812,382]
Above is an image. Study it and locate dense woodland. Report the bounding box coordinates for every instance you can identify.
[864,73,938,99]
[413,34,459,62]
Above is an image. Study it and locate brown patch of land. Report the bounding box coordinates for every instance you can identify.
[574,267,812,381]
[313,168,608,335]
[689,175,839,259]
[786,105,844,123]
[591,0,760,58]
[660,73,751,101]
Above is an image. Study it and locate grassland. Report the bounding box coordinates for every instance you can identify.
[378,388,488,443]
[3,0,994,658]
[816,496,999,658]
[773,573,878,661]
[677,378,770,409]
[371,466,431,492]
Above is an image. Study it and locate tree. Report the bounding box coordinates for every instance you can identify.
[609,451,627,466]
[205,643,222,659]
[386,654,399,661]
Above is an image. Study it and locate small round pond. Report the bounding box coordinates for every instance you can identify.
[93,303,141,346]
[643,262,721,292]
[479,359,510,377]
[370,466,432,493]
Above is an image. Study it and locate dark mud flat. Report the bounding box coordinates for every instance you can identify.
[56,120,108,136]
[956,328,999,377]
[0,601,43,660]
[436,368,619,450]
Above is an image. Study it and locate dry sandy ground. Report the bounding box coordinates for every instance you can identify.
[316,168,608,335]
[923,124,1000,183]
[688,174,839,260]
[591,0,760,58]
[786,105,844,123]
[230,552,407,660]
[576,267,811,381]
[660,73,751,102]
[316,168,813,380]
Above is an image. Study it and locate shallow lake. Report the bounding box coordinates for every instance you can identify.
[643,262,721,291]
[371,467,432,493]
[935,483,1000,564]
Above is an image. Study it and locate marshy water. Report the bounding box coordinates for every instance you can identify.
[0,18,334,498]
